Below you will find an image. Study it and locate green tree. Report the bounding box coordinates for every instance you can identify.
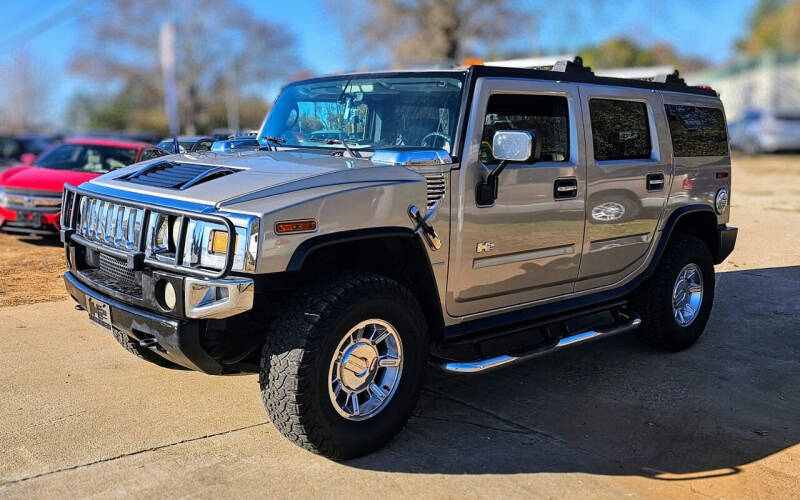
[738,0,800,56]
[579,37,707,73]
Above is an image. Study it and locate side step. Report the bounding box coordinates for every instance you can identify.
[432,315,641,374]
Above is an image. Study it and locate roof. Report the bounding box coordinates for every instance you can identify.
[290,58,717,98]
[66,136,152,149]
[466,63,717,97]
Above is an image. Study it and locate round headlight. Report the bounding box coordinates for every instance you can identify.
[171,216,182,246]
[715,188,729,215]
[154,216,170,249]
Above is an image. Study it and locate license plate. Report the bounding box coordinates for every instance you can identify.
[87,297,113,333]
[16,211,41,227]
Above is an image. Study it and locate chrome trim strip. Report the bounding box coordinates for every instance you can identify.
[433,316,642,374]
[472,244,574,270]
[589,233,650,252]
[371,149,452,166]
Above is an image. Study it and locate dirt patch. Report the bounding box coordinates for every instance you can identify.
[0,233,68,307]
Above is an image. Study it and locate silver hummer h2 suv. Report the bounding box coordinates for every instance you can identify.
[60,59,737,459]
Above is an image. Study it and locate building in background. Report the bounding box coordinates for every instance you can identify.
[687,52,800,121]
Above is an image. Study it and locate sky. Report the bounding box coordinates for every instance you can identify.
[0,0,758,127]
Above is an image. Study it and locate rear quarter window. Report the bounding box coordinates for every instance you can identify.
[589,99,652,161]
[665,104,728,157]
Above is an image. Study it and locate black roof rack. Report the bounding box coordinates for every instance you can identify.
[469,57,717,97]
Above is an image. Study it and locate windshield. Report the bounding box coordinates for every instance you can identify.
[211,138,258,152]
[157,141,194,153]
[36,144,138,173]
[260,74,465,153]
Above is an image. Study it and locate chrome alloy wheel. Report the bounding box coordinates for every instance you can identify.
[672,263,704,327]
[328,319,403,421]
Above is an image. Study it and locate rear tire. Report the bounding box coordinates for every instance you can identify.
[260,272,429,460]
[633,234,715,351]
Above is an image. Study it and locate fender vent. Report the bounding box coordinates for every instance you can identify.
[120,161,240,190]
[424,174,446,207]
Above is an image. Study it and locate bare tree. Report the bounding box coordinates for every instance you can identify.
[0,49,50,132]
[69,0,299,134]
[332,0,535,66]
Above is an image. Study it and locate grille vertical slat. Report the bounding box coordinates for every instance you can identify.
[76,197,146,251]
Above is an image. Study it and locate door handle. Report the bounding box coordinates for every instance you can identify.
[554,178,578,199]
[647,173,665,191]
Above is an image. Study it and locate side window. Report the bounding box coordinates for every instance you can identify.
[140,149,166,161]
[665,104,728,157]
[480,94,569,163]
[195,140,213,152]
[589,99,651,161]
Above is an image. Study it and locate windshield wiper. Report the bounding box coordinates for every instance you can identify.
[258,136,286,151]
[308,138,362,158]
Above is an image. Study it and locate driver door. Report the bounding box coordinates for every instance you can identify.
[446,78,587,317]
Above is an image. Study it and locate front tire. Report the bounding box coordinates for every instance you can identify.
[633,234,715,351]
[259,272,428,459]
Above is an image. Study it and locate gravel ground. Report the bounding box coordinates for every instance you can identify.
[0,234,66,307]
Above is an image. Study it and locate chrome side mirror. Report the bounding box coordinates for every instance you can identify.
[492,130,536,162]
[476,130,541,207]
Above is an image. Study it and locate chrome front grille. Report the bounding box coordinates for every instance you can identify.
[424,174,446,208]
[3,189,62,211]
[77,196,144,250]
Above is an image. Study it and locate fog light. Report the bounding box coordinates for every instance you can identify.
[715,188,729,215]
[156,280,177,311]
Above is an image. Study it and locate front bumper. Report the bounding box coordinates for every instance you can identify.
[715,225,738,264]
[0,205,60,235]
[65,271,224,374]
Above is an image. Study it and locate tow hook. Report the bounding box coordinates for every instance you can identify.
[139,338,160,349]
[408,204,442,251]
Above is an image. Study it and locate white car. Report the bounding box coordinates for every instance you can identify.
[729,108,800,154]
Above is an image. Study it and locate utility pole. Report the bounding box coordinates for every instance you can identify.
[159,23,180,137]
[225,70,240,134]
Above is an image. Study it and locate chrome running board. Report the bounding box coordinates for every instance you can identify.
[432,315,641,374]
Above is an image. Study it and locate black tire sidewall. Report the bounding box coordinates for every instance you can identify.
[310,294,427,453]
[641,235,715,350]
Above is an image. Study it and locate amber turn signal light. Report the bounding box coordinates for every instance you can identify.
[209,230,237,254]
[275,219,317,234]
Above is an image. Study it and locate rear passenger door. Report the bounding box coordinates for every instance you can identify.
[576,87,672,291]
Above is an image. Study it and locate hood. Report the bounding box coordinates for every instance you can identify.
[89,149,426,207]
[1,166,100,193]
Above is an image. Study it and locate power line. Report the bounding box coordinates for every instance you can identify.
[0,0,96,46]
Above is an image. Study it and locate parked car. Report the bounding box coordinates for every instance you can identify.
[60,60,736,459]
[0,134,60,169]
[728,108,800,154]
[0,137,167,235]
[156,136,216,154]
[210,136,259,152]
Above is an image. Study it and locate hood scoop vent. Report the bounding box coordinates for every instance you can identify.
[120,161,240,190]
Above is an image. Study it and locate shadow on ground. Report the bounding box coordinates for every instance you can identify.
[11,234,62,247]
[347,266,800,480]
